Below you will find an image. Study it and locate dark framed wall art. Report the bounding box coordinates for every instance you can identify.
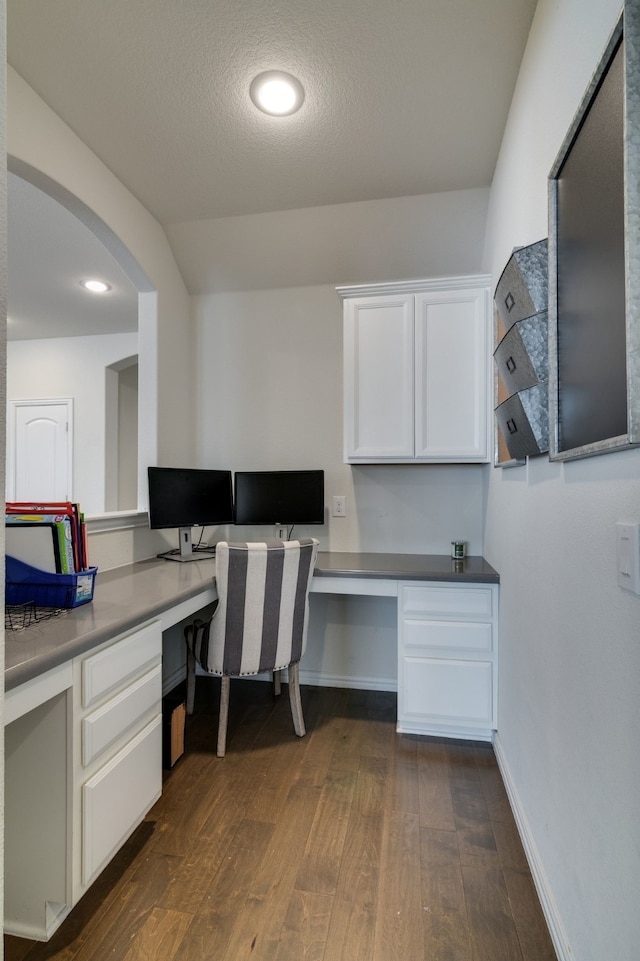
[548,1,640,461]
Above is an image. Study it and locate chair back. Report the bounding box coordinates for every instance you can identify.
[196,538,319,676]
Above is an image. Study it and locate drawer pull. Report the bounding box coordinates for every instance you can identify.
[505,355,517,374]
[506,418,518,434]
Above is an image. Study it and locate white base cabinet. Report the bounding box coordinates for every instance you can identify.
[339,276,492,463]
[82,716,162,886]
[397,582,498,740]
[73,620,162,903]
[4,620,163,941]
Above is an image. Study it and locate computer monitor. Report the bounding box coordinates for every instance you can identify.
[233,470,325,533]
[148,466,234,561]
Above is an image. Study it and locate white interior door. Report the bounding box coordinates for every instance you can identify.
[8,399,74,502]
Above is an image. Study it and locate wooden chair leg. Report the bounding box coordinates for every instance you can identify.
[273,668,282,696]
[217,676,231,757]
[288,662,306,738]
[185,642,196,715]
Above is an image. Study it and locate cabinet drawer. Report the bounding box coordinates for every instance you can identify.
[82,621,161,708]
[401,657,493,725]
[402,585,493,618]
[82,715,162,885]
[82,664,161,767]
[404,618,492,654]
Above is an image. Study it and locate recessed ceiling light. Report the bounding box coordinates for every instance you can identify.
[250,71,305,116]
[81,279,112,293]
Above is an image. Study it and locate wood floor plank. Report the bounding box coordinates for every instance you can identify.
[323,811,383,961]
[462,861,524,961]
[4,686,556,961]
[420,827,472,961]
[451,778,499,865]
[353,754,387,817]
[492,813,531,873]
[328,716,370,773]
[384,734,419,815]
[171,818,274,961]
[473,744,513,822]
[299,713,351,777]
[502,867,558,961]
[416,738,456,831]
[372,811,424,961]
[119,907,193,961]
[294,769,356,896]
[66,849,183,961]
[218,778,322,960]
[244,740,309,823]
[62,881,143,961]
[273,890,333,961]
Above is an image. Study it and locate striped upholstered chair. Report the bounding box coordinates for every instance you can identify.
[184,538,319,757]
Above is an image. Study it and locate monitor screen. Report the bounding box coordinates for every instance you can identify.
[234,470,324,526]
[148,467,234,530]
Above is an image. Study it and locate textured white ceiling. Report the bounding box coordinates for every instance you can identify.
[6,0,538,337]
[7,0,538,225]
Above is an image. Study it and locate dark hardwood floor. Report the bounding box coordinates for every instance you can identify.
[5,679,557,961]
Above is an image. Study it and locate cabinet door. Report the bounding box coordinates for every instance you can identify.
[82,715,162,886]
[414,287,489,461]
[399,656,494,729]
[344,294,414,460]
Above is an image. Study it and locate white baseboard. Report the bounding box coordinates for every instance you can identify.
[166,663,396,695]
[162,666,185,697]
[298,668,396,693]
[493,733,571,961]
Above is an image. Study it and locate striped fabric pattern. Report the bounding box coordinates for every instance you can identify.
[188,539,318,677]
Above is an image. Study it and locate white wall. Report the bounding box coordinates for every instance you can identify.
[195,283,487,554]
[8,332,137,515]
[483,2,640,960]
[194,255,488,687]
[168,187,490,293]
[7,69,195,568]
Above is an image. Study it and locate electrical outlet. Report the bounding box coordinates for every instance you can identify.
[332,495,346,517]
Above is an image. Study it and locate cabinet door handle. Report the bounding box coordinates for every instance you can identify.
[506,418,518,434]
[505,355,516,373]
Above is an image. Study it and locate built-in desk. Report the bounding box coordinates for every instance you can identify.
[6,551,498,697]
[4,550,498,941]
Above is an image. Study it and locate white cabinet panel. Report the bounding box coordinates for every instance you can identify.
[402,585,493,617]
[343,293,414,459]
[397,581,498,740]
[82,715,162,886]
[404,618,492,653]
[82,664,161,766]
[74,620,163,907]
[82,620,161,708]
[401,657,493,725]
[340,277,490,463]
[415,288,489,460]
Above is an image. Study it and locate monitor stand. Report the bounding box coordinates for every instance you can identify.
[158,527,216,562]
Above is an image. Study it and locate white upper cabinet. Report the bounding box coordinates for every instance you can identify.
[340,276,491,463]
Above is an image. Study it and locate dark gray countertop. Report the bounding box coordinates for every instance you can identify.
[315,551,499,583]
[5,551,499,693]
[5,556,218,692]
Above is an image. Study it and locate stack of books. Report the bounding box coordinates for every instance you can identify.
[5,501,96,614]
[6,501,89,574]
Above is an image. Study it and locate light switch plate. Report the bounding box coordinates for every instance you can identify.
[616,522,640,594]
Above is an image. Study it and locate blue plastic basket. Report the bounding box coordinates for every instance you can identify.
[6,555,97,609]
